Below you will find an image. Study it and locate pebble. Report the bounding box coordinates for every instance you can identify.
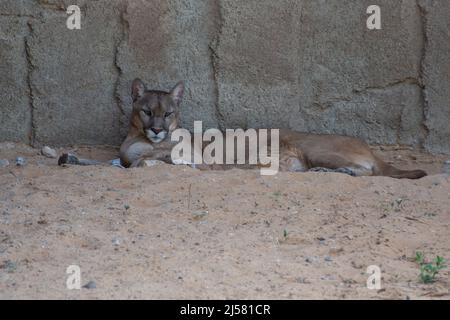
[82,281,97,289]
[192,210,209,220]
[442,160,450,174]
[1,260,17,273]
[110,159,125,169]
[296,277,310,284]
[112,237,121,246]
[320,274,336,281]
[15,157,26,166]
[41,146,58,159]
[0,159,9,168]
[142,160,165,167]
[324,256,333,262]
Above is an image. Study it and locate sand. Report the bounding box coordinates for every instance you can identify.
[0,142,449,299]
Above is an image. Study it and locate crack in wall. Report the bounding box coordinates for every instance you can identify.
[361,78,424,147]
[0,13,36,18]
[113,1,131,141]
[295,0,305,126]
[38,1,67,12]
[417,0,431,150]
[353,77,422,94]
[24,20,36,146]
[209,0,224,130]
[114,2,128,120]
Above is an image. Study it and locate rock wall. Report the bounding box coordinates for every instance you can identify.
[0,0,449,154]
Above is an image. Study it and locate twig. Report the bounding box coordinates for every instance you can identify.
[188,183,192,211]
[8,170,20,183]
[404,216,428,225]
[421,291,450,297]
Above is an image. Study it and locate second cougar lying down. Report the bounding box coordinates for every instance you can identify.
[60,79,427,179]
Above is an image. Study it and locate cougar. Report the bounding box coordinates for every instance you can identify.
[59,79,427,179]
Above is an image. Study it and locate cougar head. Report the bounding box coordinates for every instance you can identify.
[131,79,185,144]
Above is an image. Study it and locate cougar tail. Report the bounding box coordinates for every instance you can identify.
[58,153,103,166]
[374,157,427,179]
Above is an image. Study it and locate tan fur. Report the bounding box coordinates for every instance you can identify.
[121,79,427,179]
[278,129,427,179]
[120,79,184,167]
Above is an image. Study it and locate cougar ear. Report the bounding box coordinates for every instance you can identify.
[170,81,185,105]
[131,78,146,102]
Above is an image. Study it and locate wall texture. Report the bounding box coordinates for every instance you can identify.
[0,0,449,154]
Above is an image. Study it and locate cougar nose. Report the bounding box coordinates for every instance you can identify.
[151,128,163,135]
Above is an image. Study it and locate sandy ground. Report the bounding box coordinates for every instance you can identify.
[0,142,449,300]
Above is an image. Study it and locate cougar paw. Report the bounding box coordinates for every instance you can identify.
[309,167,333,173]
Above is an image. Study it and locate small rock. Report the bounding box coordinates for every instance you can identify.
[110,159,125,169]
[112,237,121,246]
[296,277,310,284]
[0,159,9,168]
[1,260,17,273]
[141,160,165,167]
[442,160,450,174]
[320,274,336,281]
[41,146,57,159]
[351,261,364,269]
[324,256,333,262]
[82,281,97,289]
[15,157,26,167]
[192,210,209,220]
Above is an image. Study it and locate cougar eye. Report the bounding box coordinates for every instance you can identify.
[144,109,153,117]
[164,112,174,118]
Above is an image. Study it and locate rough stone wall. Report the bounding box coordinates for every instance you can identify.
[0,0,449,154]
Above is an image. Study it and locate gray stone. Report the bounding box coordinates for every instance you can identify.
[0,0,449,155]
[110,158,125,169]
[215,0,300,130]
[0,159,10,168]
[0,16,32,143]
[82,281,97,290]
[419,0,450,155]
[216,0,426,148]
[141,160,166,167]
[0,0,41,17]
[112,237,121,246]
[41,146,57,158]
[192,210,209,220]
[116,0,220,135]
[15,157,26,166]
[28,0,124,146]
[0,260,17,273]
[443,160,450,174]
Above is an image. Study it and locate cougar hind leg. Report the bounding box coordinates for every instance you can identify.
[279,145,308,173]
[279,157,307,172]
[308,166,358,177]
[307,153,375,177]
